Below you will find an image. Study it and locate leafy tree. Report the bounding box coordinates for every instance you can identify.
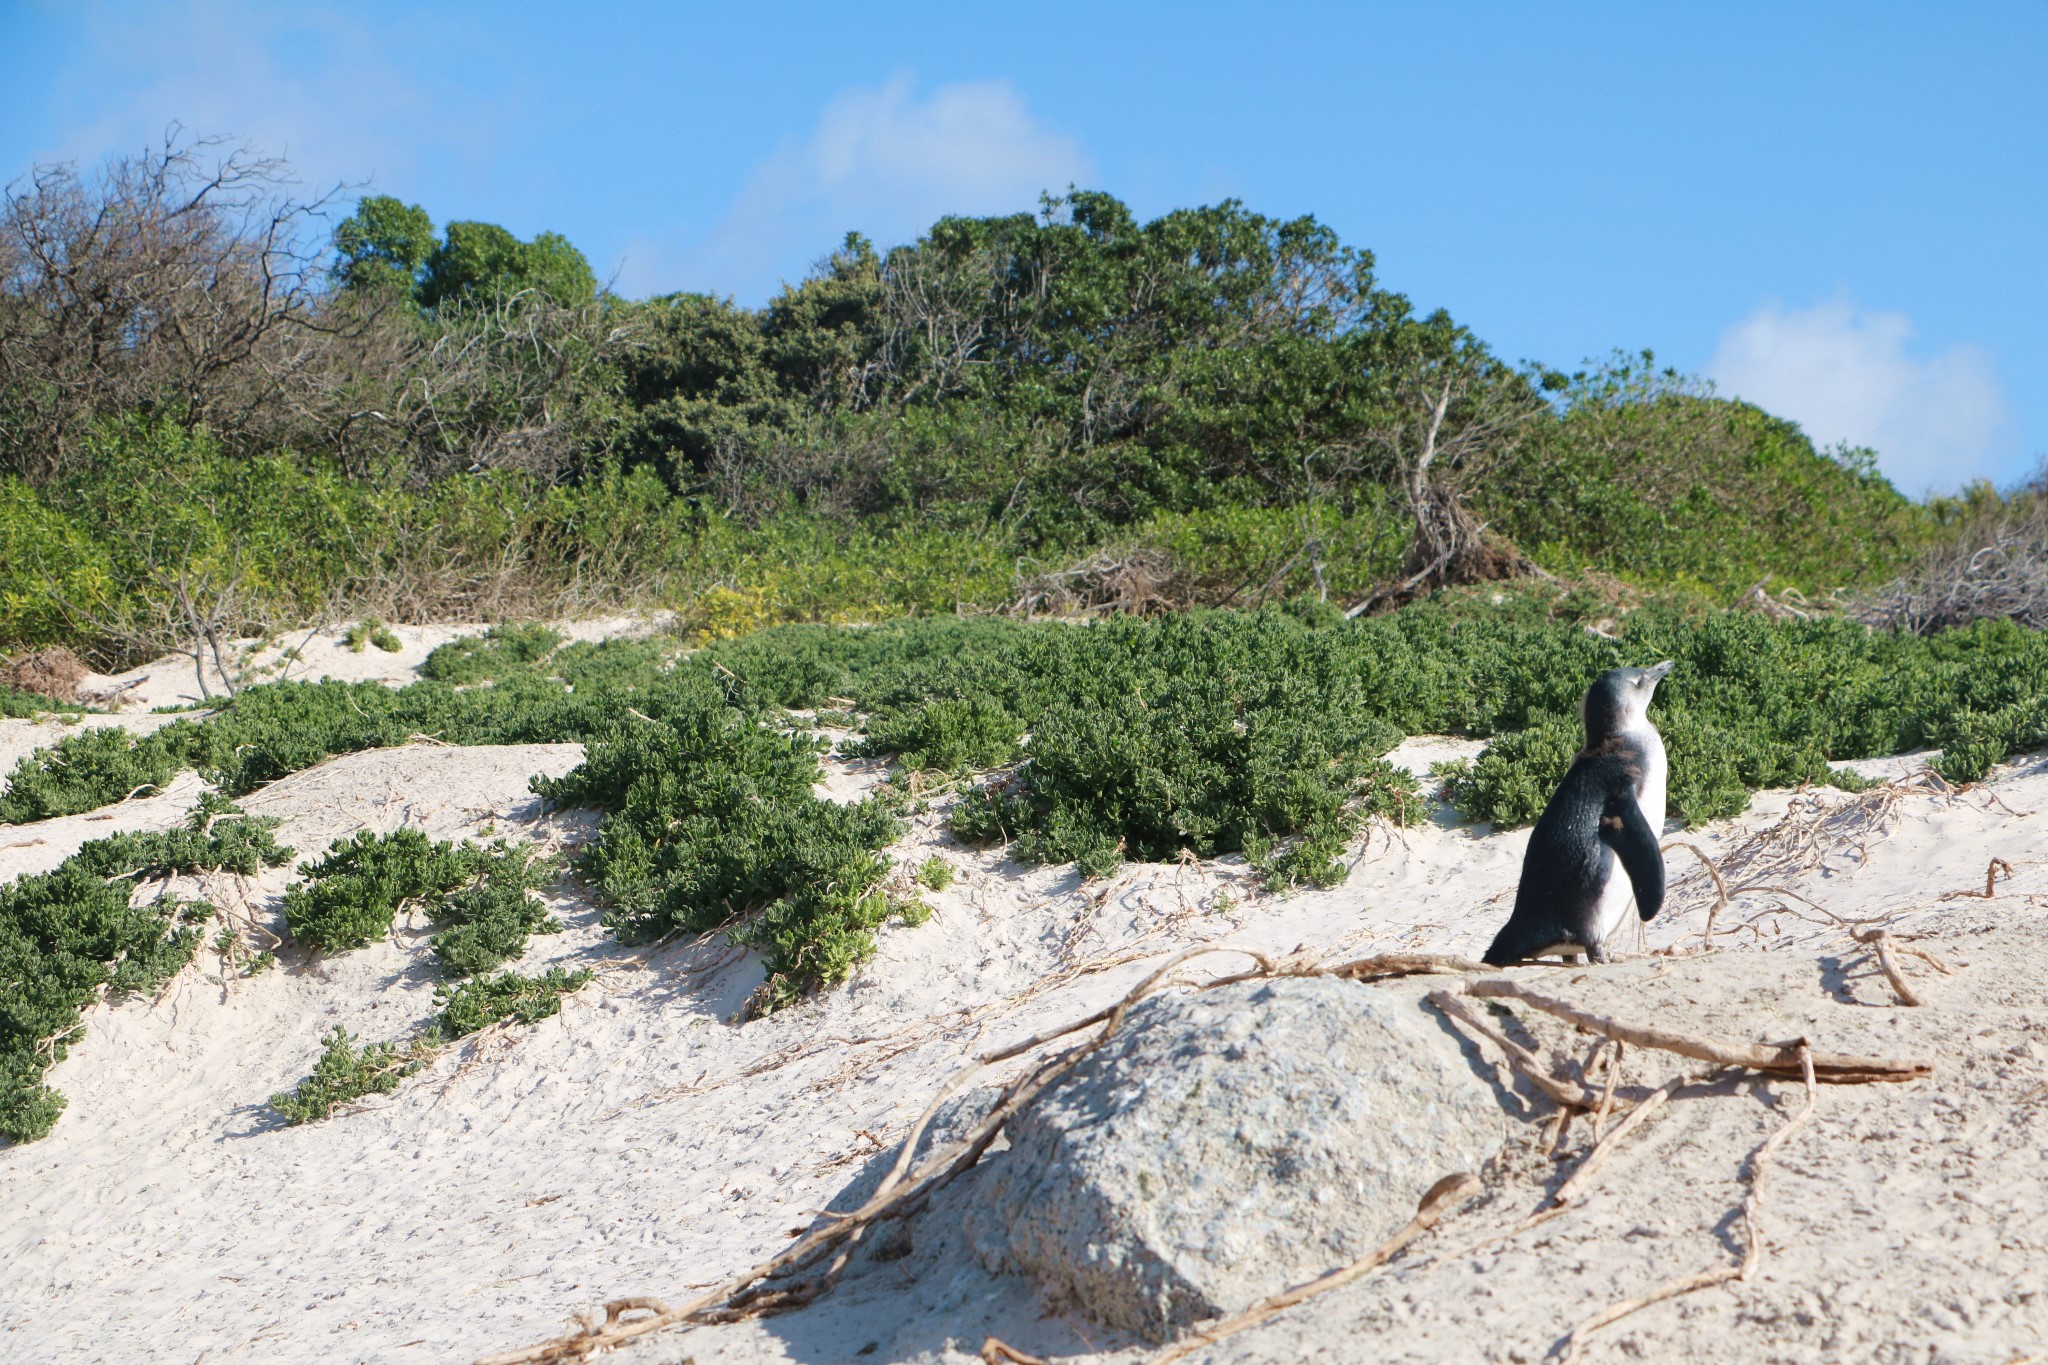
[333,195,436,296]
[419,221,596,308]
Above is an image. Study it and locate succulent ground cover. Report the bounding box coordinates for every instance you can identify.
[267,968,591,1126]
[0,801,291,1141]
[7,600,2047,1073]
[265,830,577,1125]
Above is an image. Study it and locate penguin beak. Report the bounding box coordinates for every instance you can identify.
[1646,660,1675,683]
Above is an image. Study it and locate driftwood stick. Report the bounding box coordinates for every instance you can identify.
[1467,978,1931,1083]
[1551,1074,1682,1208]
[1852,929,1925,1007]
[1555,1048,1819,1362]
[1428,989,1607,1110]
[1739,1046,1821,1280]
[981,1339,1052,1365]
[1661,840,1731,949]
[1558,1262,1745,1362]
[1149,1172,1480,1364]
[1591,1042,1623,1137]
[1319,952,1492,980]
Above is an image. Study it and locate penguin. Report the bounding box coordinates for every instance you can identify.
[1482,661,1673,966]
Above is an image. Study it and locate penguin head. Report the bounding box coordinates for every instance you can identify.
[1581,660,1673,741]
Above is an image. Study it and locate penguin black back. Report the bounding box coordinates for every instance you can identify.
[1483,663,1672,966]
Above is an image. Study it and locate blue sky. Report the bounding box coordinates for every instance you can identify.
[2,1,2041,496]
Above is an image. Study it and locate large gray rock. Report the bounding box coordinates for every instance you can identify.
[962,976,1504,1341]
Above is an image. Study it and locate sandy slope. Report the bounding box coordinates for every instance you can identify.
[1,623,2043,1364]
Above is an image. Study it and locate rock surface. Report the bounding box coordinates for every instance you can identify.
[963,976,1506,1341]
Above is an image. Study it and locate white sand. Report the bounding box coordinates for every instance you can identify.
[1,624,2044,1364]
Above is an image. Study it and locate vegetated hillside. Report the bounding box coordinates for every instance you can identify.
[0,135,1972,670]
[7,598,2047,1142]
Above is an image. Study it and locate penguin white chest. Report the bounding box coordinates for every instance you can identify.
[1594,721,1667,946]
[1634,724,1668,832]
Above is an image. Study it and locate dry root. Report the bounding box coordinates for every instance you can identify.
[1464,977,1931,1083]
[1147,1172,1481,1365]
[1553,1047,1820,1362]
[1009,547,1183,617]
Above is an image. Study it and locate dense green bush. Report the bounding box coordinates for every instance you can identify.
[430,847,561,978]
[0,685,89,720]
[280,830,552,962]
[70,794,293,881]
[0,811,287,1143]
[268,1025,421,1125]
[434,967,591,1038]
[709,604,2048,838]
[420,623,564,683]
[848,696,1024,773]
[0,724,185,823]
[1484,358,1933,596]
[532,668,904,1013]
[282,829,491,953]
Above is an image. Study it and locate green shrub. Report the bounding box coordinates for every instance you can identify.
[0,815,274,1142]
[849,696,1022,773]
[532,669,903,1012]
[281,829,492,953]
[434,967,591,1038]
[420,623,564,683]
[0,685,90,720]
[724,611,1423,885]
[343,619,403,653]
[0,725,184,823]
[429,847,560,978]
[268,1025,422,1125]
[70,795,292,880]
[914,857,954,891]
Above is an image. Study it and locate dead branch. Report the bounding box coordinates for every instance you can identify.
[1466,978,1931,1083]
[1555,1047,1818,1362]
[1148,1172,1481,1365]
[1320,952,1493,981]
[1940,857,2013,901]
[1590,1041,1623,1137]
[1851,929,1926,1007]
[1661,840,1732,949]
[1550,1074,1683,1207]
[1428,988,1607,1110]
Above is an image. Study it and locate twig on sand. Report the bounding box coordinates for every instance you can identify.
[981,1337,1052,1364]
[1940,856,2013,901]
[1427,989,1608,1110]
[1661,841,1731,949]
[1851,929,1927,1006]
[1148,1172,1481,1365]
[1320,952,1492,980]
[1553,1046,1819,1363]
[1466,978,1931,1083]
[1550,1074,1683,1207]
[1591,1042,1624,1137]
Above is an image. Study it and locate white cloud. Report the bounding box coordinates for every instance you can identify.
[1707,297,2015,496]
[32,2,481,201]
[640,74,1094,302]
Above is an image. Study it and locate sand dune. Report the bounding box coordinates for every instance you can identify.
[2,624,2043,1364]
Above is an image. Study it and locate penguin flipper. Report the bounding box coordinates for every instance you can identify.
[1600,790,1666,921]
